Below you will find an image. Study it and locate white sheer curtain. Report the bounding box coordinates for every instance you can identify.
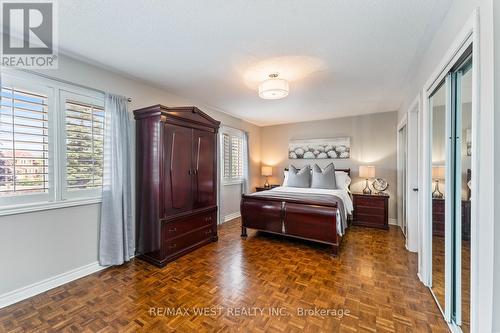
[99,94,133,266]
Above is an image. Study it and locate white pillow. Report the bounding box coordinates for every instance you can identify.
[283,170,289,186]
[335,171,351,192]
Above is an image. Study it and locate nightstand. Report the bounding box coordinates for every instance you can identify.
[352,193,389,229]
[255,185,280,192]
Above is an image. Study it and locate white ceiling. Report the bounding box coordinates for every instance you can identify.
[56,0,452,126]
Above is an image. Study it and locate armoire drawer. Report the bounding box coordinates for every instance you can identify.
[163,211,215,240]
[164,225,214,256]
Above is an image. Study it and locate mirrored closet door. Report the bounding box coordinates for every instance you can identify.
[430,79,448,315]
[429,46,472,333]
[454,55,472,333]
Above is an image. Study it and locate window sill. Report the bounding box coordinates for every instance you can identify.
[223,180,244,186]
[0,197,102,217]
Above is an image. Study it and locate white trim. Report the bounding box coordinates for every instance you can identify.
[58,90,105,201]
[444,72,452,321]
[223,180,244,186]
[407,97,420,253]
[2,68,104,100]
[397,116,407,238]
[0,261,106,309]
[420,9,477,286]
[224,212,241,223]
[0,69,104,212]
[220,125,244,138]
[0,197,101,217]
[419,8,489,332]
[388,218,397,226]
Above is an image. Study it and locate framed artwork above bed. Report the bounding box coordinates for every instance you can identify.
[288,137,351,159]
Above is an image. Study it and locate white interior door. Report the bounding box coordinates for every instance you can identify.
[406,108,419,252]
[397,104,419,252]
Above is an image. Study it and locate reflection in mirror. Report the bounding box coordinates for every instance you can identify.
[430,81,447,313]
[458,61,472,333]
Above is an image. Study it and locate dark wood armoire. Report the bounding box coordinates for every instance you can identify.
[133,105,220,267]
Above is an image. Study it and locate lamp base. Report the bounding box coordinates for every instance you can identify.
[264,177,269,188]
[362,179,372,195]
[432,181,444,198]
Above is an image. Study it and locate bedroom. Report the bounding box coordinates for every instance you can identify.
[1,1,499,332]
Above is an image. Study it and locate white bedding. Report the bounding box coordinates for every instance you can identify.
[268,186,353,236]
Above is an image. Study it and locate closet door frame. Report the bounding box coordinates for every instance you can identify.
[420,8,484,332]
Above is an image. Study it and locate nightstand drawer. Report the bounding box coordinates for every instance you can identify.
[356,205,385,216]
[352,193,389,229]
[354,197,385,208]
[356,213,385,226]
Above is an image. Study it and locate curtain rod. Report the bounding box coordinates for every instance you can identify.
[16,68,133,102]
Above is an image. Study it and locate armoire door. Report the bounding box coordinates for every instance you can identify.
[164,123,193,215]
[192,129,216,208]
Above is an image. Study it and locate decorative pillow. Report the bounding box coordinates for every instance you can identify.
[287,165,311,188]
[311,163,336,189]
[335,171,351,192]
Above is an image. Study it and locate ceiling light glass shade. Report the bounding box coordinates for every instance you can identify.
[258,76,289,99]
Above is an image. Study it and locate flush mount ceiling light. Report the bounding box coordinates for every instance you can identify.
[258,73,289,100]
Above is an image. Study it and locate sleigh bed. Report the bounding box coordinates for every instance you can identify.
[240,168,352,255]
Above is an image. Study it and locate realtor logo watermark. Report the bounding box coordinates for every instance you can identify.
[1,0,58,68]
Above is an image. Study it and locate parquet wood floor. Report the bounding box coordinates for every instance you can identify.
[0,219,448,332]
[431,235,470,333]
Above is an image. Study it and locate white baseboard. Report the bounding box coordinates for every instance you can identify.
[389,218,398,226]
[224,212,241,222]
[0,261,106,309]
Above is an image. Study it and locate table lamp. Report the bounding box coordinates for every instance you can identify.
[261,166,272,188]
[432,166,445,198]
[359,166,375,194]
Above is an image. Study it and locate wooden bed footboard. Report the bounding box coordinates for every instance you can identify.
[240,195,342,255]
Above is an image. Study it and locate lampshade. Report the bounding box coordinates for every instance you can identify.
[359,165,375,179]
[466,128,471,143]
[258,74,289,100]
[432,166,445,180]
[261,166,272,176]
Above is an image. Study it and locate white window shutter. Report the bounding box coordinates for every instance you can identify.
[65,100,104,191]
[222,130,244,182]
[0,86,50,196]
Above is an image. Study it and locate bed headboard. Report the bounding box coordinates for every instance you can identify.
[283,167,351,177]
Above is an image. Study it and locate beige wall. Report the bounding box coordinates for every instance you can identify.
[0,55,260,295]
[260,111,398,219]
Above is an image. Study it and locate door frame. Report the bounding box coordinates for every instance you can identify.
[419,8,486,332]
[396,117,407,238]
[397,95,419,253]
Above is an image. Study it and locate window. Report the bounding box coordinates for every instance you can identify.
[0,71,105,212]
[222,130,244,182]
[0,86,50,197]
[65,99,104,192]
